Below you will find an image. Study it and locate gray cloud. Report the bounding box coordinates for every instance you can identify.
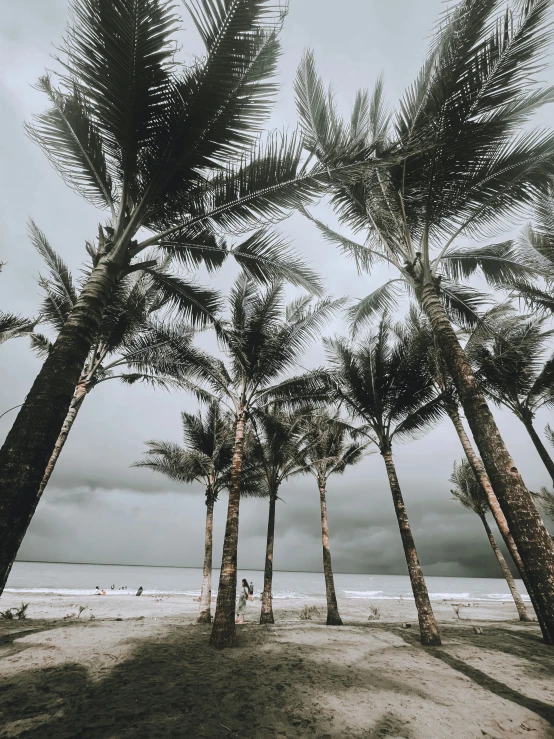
[2,0,554,581]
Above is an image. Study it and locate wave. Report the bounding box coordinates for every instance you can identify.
[344,590,384,598]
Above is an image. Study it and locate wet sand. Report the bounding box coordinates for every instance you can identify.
[0,592,553,738]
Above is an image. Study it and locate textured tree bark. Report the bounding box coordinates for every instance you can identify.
[520,414,554,485]
[421,281,554,643]
[445,403,535,626]
[480,514,530,621]
[260,493,277,625]
[318,477,343,626]
[0,258,122,596]
[382,449,441,646]
[209,410,247,648]
[198,492,215,624]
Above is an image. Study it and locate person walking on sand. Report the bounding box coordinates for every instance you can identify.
[236,579,252,624]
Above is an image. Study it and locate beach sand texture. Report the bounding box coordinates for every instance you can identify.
[1,593,553,738]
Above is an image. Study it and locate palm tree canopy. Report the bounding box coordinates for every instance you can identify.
[295,409,370,483]
[177,275,342,413]
[24,0,360,294]
[450,458,488,517]
[134,400,264,497]
[251,405,308,496]
[467,312,554,418]
[324,314,445,451]
[294,0,554,329]
[30,222,196,390]
[532,486,554,522]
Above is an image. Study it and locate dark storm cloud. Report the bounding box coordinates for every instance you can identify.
[3,0,554,579]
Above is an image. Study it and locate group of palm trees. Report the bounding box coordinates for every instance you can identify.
[2,0,554,650]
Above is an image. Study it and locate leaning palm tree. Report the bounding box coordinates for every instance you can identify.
[468,313,554,482]
[134,403,234,623]
[325,316,444,645]
[295,0,554,640]
[296,410,369,626]
[252,406,310,625]
[0,0,357,595]
[179,276,340,648]
[450,459,530,621]
[30,224,196,502]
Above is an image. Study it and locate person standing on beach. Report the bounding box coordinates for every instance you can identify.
[249,581,254,596]
[236,579,251,624]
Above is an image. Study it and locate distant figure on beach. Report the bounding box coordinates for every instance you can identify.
[136,586,143,597]
[101,590,106,595]
[95,586,100,595]
[111,583,115,590]
[236,579,251,624]
[248,581,254,596]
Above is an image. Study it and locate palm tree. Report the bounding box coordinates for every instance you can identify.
[468,313,554,482]
[295,0,554,640]
[405,307,539,624]
[134,403,234,623]
[296,410,369,626]
[251,406,310,625]
[179,276,339,647]
[450,459,530,621]
[30,223,196,502]
[325,316,444,645]
[0,0,358,594]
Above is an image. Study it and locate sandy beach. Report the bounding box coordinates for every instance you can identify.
[1,592,553,738]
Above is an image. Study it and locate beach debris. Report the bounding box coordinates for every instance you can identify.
[0,602,28,620]
[77,606,87,618]
[453,605,464,619]
[401,623,412,629]
[367,605,381,621]
[473,626,484,634]
[300,605,320,620]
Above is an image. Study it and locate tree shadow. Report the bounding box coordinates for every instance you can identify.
[398,625,554,726]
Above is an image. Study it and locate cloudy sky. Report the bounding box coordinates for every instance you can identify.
[1,0,553,580]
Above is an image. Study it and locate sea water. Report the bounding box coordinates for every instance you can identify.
[6,561,529,601]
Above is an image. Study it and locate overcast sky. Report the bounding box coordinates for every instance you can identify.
[1,0,553,581]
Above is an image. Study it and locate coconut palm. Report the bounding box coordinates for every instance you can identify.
[295,0,554,640]
[450,459,530,621]
[324,316,444,645]
[134,403,234,624]
[0,0,359,594]
[296,410,369,626]
[251,406,310,625]
[468,313,554,482]
[178,275,340,647]
[30,223,196,501]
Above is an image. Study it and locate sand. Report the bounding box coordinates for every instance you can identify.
[1,592,553,738]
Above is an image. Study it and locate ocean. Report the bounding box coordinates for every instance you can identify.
[6,561,530,602]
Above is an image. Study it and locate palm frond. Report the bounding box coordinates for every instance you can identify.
[231,228,323,295]
[439,240,544,287]
[142,268,222,327]
[0,313,36,346]
[439,280,489,328]
[450,458,488,516]
[347,280,406,334]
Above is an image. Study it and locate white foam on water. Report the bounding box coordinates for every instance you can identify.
[343,590,384,598]
[429,592,470,600]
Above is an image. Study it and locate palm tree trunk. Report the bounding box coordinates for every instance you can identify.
[382,448,441,646]
[520,414,554,485]
[37,384,88,499]
[479,514,530,621]
[260,493,277,625]
[0,258,122,596]
[445,403,535,625]
[198,492,215,624]
[209,409,247,648]
[421,281,554,643]
[318,476,343,626]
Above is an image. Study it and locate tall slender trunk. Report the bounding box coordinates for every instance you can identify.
[260,492,277,625]
[479,514,530,621]
[198,491,215,624]
[421,282,554,643]
[209,409,247,648]
[38,384,88,500]
[318,476,342,626]
[520,414,554,485]
[446,402,535,625]
[0,258,122,596]
[382,448,441,646]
